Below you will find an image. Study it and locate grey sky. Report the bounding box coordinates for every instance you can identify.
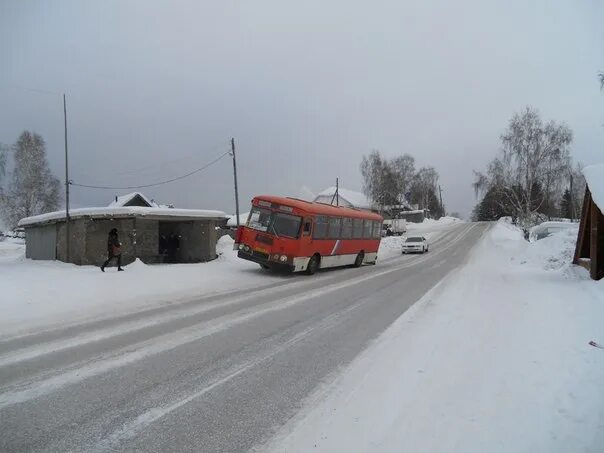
[1,0,603,217]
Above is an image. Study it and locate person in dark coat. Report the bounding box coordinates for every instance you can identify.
[101,228,124,272]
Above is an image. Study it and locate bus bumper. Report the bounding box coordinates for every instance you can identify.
[237,250,294,272]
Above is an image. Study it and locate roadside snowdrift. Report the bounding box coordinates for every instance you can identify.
[270,220,604,453]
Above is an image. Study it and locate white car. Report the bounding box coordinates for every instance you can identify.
[402,236,429,254]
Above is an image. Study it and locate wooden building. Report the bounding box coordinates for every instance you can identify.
[573,164,604,280]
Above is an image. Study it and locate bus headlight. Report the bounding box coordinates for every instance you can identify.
[238,244,244,250]
[279,255,288,263]
[273,254,280,260]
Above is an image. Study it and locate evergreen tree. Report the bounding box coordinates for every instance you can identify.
[559,189,572,219]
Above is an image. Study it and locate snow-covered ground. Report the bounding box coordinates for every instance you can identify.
[0,236,289,337]
[0,217,461,338]
[269,220,604,453]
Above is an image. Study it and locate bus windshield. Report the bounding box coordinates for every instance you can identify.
[247,207,272,232]
[247,207,302,238]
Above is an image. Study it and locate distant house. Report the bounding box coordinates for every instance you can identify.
[313,187,424,221]
[18,192,227,266]
[397,209,429,223]
[109,192,157,208]
[573,164,604,280]
[314,187,373,211]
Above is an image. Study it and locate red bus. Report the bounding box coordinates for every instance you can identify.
[235,195,383,274]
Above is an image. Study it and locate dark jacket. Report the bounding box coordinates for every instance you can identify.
[107,231,121,256]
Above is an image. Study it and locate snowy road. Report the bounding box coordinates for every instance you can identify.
[0,222,487,452]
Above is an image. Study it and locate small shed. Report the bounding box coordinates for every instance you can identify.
[18,196,227,266]
[573,164,604,280]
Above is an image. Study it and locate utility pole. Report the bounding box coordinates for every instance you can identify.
[438,184,444,216]
[231,138,240,228]
[336,177,339,207]
[569,173,574,221]
[63,94,70,262]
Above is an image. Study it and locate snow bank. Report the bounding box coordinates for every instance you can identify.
[270,220,604,453]
[0,236,286,336]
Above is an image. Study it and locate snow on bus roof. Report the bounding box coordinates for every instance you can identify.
[252,195,383,220]
[18,206,227,227]
[583,164,604,212]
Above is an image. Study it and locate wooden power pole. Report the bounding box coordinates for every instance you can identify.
[231,138,240,228]
[63,94,70,262]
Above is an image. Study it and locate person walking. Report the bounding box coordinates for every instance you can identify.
[101,228,124,272]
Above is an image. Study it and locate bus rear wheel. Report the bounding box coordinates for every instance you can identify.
[353,251,365,268]
[306,254,320,275]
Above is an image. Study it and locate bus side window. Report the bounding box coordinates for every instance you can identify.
[328,217,342,239]
[373,220,382,238]
[352,219,363,239]
[341,218,353,239]
[363,220,372,238]
[302,218,312,236]
[313,216,329,239]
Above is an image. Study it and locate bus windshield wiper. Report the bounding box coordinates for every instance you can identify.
[270,221,280,237]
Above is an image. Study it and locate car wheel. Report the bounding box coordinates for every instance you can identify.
[306,254,320,275]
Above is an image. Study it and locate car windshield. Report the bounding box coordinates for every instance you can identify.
[246,207,302,238]
[406,237,423,242]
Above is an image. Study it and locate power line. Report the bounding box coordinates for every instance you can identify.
[71,150,231,190]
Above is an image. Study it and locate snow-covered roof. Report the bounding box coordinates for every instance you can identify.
[314,187,372,209]
[108,192,156,208]
[584,164,604,212]
[399,209,428,215]
[226,212,250,227]
[19,206,227,227]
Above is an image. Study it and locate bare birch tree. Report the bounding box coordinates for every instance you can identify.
[361,150,416,208]
[473,107,573,228]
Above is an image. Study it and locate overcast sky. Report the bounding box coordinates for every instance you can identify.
[1,0,603,218]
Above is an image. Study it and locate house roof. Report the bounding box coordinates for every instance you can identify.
[18,206,227,227]
[108,192,156,208]
[314,187,372,209]
[583,164,604,212]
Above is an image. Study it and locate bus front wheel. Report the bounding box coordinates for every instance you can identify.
[306,254,320,275]
[353,251,365,268]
